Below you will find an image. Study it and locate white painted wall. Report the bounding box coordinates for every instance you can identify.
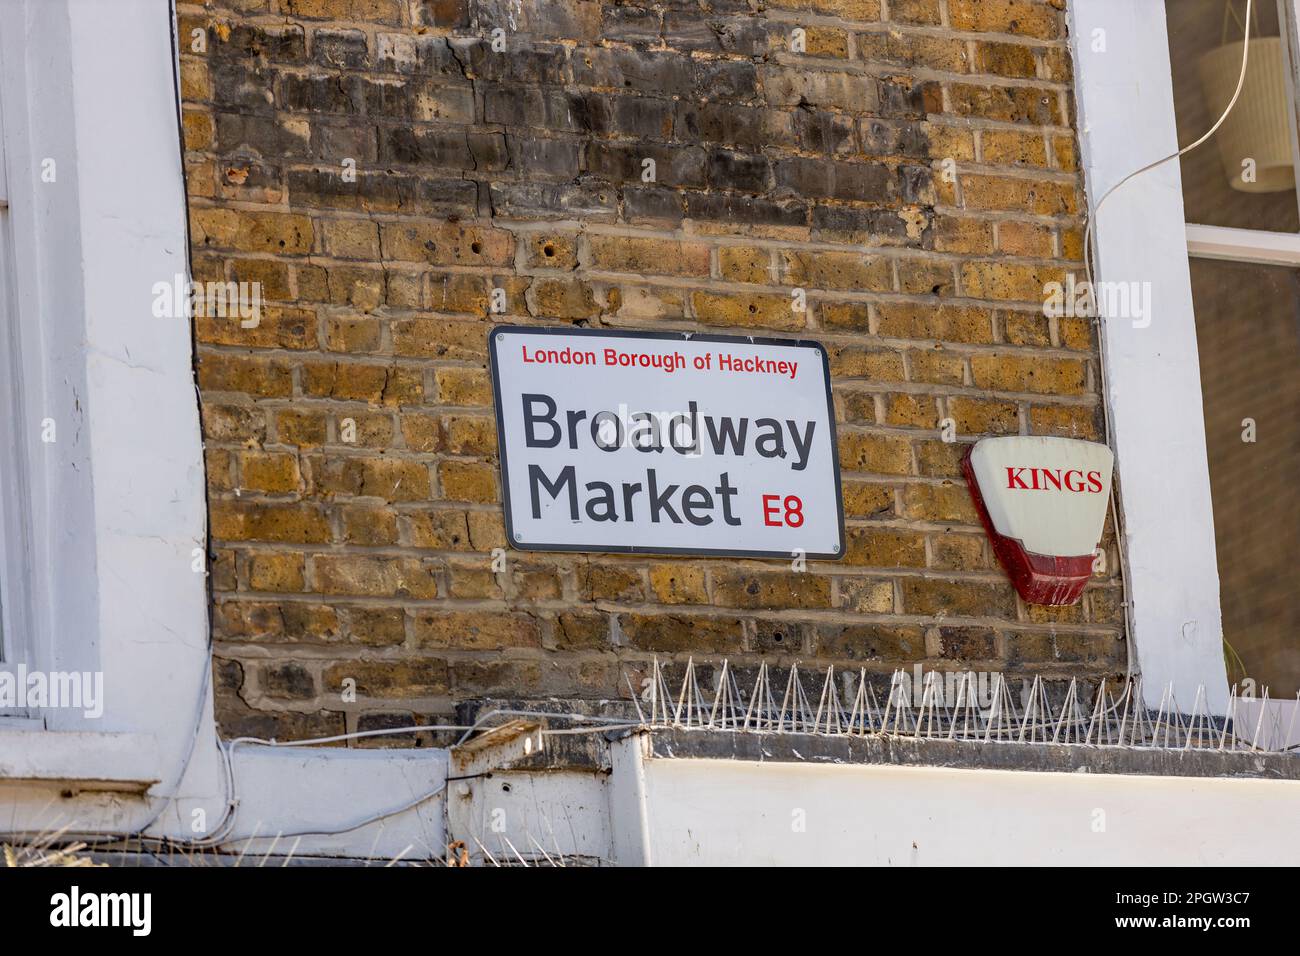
[1069,0,1231,711]
[0,0,223,834]
[0,0,455,860]
[638,757,1300,866]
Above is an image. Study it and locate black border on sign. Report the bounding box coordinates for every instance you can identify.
[488,324,846,561]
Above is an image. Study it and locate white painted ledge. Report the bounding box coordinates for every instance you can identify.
[640,757,1300,866]
[0,730,159,791]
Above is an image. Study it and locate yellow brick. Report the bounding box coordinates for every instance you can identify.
[931,216,995,255]
[392,318,492,359]
[948,0,1061,39]
[523,234,579,270]
[443,415,497,455]
[909,348,966,385]
[436,367,492,406]
[339,504,399,545]
[322,219,380,259]
[997,221,1054,257]
[839,432,913,474]
[211,500,331,544]
[981,130,1049,167]
[1028,403,1101,439]
[320,659,448,700]
[819,300,872,331]
[325,316,382,353]
[925,124,977,163]
[276,409,328,447]
[588,236,711,277]
[198,353,293,397]
[946,396,1019,434]
[970,353,1087,395]
[719,246,771,284]
[240,451,301,493]
[960,261,1067,302]
[712,571,832,609]
[320,456,432,501]
[247,552,305,591]
[1002,310,1052,346]
[649,564,708,604]
[948,84,1059,125]
[805,26,850,58]
[379,221,513,266]
[195,305,317,351]
[901,481,980,522]
[439,460,497,503]
[884,393,941,429]
[843,527,927,567]
[829,346,906,380]
[180,59,211,101]
[691,290,804,330]
[888,0,941,24]
[896,257,955,296]
[974,41,1039,79]
[303,362,423,405]
[961,174,1076,215]
[782,250,893,291]
[279,0,401,21]
[311,555,439,598]
[767,0,880,20]
[400,414,444,452]
[842,481,894,518]
[410,610,542,649]
[878,302,993,344]
[183,110,212,151]
[190,207,314,254]
[530,277,600,319]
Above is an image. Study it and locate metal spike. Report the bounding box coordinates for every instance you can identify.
[915,671,944,739]
[624,667,647,725]
[814,666,845,735]
[708,660,735,729]
[744,661,776,731]
[949,672,981,741]
[1053,678,1085,744]
[1085,678,1108,746]
[883,669,915,736]
[1252,687,1271,751]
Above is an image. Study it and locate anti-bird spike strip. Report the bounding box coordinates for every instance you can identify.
[634,658,1294,753]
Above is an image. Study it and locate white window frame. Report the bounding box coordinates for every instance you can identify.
[1070,0,1300,744]
[1184,0,1300,262]
[0,0,221,808]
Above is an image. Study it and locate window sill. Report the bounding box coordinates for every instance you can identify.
[0,729,160,792]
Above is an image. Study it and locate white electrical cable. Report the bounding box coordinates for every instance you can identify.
[191,711,636,849]
[1084,0,1253,292]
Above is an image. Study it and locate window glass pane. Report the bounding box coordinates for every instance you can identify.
[1167,0,1300,231]
[1189,258,1300,697]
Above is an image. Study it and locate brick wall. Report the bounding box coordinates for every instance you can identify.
[178,0,1126,742]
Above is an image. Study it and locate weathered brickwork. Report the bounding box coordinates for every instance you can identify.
[179,0,1126,741]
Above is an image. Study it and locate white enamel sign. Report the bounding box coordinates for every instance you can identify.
[490,326,844,559]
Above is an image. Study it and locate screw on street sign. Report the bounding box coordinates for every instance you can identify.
[489,325,845,559]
